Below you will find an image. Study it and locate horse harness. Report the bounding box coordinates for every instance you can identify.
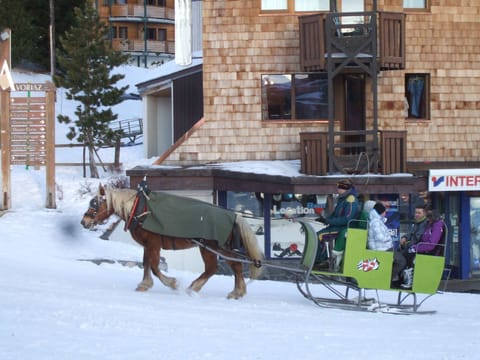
[125,180,151,232]
[124,179,243,253]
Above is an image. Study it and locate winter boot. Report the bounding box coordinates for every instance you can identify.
[331,250,344,273]
[401,267,414,288]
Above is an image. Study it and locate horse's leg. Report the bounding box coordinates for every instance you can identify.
[136,248,154,292]
[225,259,247,300]
[149,241,177,290]
[188,246,218,294]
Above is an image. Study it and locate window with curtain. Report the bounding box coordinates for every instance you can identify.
[262,73,328,121]
[405,74,430,120]
[403,0,427,8]
[261,0,328,12]
[261,0,288,11]
[261,0,363,14]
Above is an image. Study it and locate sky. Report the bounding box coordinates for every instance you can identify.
[0,66,479,360]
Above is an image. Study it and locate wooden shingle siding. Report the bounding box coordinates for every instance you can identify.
[160,0,480,171]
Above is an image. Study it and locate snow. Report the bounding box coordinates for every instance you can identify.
[1,66,479,360]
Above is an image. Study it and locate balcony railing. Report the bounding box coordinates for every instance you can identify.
[300,130,407,175]
[112,39,175,54]
[299,11,405,72]
[108,5,174,20]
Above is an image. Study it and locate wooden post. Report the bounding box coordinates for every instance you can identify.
[114,137,121,171]
[1,88,11,210]
[45,82,56,209]
[0,28,11,67]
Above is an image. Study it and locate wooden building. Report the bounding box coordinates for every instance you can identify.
[95,0,176,67]
[127,0,480,279]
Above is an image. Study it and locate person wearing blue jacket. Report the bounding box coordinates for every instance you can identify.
[315,179,359,271]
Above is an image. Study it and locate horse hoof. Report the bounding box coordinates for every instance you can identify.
[227,291,244,300]
[186,288,200,297]
[136,285,151,292]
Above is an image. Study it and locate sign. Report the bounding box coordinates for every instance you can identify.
[0,59,14,90]
[429,169,480,192]
[14,83,50,92]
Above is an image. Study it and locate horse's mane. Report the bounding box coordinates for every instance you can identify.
[105,188,137,221]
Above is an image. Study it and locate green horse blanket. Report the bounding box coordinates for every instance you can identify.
[141,192,237,245]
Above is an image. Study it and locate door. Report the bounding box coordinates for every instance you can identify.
[344,74,365,154]
[470,197,480,276]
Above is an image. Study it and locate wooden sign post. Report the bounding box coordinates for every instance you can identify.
[1,81,56,210]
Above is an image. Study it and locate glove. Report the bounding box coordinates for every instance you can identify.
[315,215,328,224]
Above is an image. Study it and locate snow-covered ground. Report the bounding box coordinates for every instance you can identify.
[0,67,479,360]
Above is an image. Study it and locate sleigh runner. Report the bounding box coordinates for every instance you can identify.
[294,219,448,314]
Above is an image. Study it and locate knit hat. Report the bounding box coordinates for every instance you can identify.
[373,202,386,215]
[363,200,376,213]
[337,178,353,190]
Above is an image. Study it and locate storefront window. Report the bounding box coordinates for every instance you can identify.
[227,191,326,258]
[470,198,480,274]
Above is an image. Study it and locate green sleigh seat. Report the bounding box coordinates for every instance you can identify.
[299,220,446,295]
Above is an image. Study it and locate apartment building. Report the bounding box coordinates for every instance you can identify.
[127,0,480,279]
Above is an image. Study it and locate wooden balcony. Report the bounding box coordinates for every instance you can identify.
[111,39,175,54]
[299,11,405,72]
[300,130,407,175]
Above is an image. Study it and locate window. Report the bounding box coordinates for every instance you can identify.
[405,74,430,120]
[119,27,128,40]
[261,0,328,12]
[147,28,157,40]
[262,73,328,120]
[261,0,362,13]
[158,29,166,41]
[403,0,427,9]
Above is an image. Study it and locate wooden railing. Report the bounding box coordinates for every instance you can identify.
[299,11,405,72]
[300,132,328,175]
[300,130,406,175]
[380,130,407,174]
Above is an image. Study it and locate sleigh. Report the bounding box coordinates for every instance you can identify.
[294,219,449,314]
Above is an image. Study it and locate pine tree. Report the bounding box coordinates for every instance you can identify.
[53,2,129,178]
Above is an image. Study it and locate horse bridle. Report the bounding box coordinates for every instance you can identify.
[83,195,108,223]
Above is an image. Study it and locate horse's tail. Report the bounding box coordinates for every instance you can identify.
[235,216,264,279]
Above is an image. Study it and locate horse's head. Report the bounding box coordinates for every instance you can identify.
[81,184,111,229]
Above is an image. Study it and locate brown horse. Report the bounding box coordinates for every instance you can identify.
[81,184,264,299]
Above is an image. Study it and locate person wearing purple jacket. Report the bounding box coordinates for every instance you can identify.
[401,209,445,288]
[412,209,445,254]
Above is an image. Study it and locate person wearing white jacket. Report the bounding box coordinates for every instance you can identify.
[367,202,407,286]
[367,202,393,251]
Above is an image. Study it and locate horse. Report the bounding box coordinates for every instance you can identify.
[81,184,264,299]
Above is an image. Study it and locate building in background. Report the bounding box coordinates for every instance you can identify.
[95,0,178,67]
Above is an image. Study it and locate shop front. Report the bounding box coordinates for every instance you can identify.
[429,169,480,279]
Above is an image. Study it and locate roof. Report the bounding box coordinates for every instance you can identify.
[126,161,427,195]
[135,52,203,95]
